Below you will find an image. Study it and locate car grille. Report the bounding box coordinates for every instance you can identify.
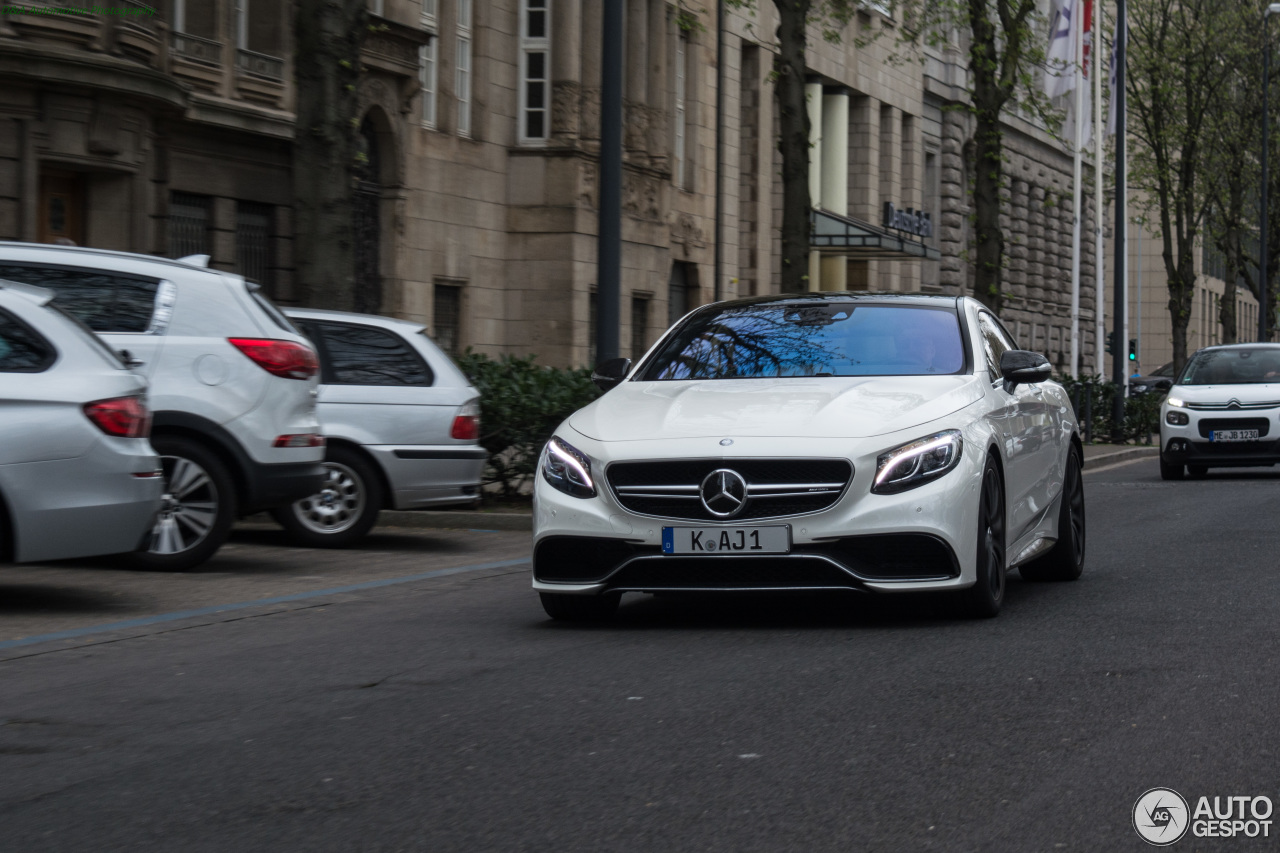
[1196,418,1271,439]
[1187,400,1280,411]
[606,458,853,522]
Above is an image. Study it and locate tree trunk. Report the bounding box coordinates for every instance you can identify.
[773,0,812,294]
[967,0,1005,313]
[294,0,366,310]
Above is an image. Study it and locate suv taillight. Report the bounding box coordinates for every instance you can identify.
[451,400,481,441]
[228,338,318,380]
[84,396,151,438]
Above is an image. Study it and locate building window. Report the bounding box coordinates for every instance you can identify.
[421,0,436,25]
[173,0,217,38]
[233,0,283,59]
[433,281,462,357]
[631,294,650,359]
[168,192,211,259]
[420,42,437,128]
[457,0,472,137]
[519,0,550,143]
[236,202,273,289]
[669,261,696,326]
[674,34,688,189]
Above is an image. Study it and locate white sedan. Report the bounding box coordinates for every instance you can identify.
[532,294,1085,620]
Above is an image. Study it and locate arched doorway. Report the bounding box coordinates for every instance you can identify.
[353,116,381,314]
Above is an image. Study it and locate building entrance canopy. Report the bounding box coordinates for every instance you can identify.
[810,209,941,261]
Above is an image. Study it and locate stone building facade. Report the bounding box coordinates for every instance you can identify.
[0,0,1107,373]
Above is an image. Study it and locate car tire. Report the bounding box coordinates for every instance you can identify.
[1159,456,1185,481]
[272,445,383,548]
[539,592,620,622]
[131,436,236,571]
[957,457,1006,618]
[1187,464,1208,479]
[1020,448,1085,582]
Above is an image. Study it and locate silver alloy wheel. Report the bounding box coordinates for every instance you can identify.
[290,461,366,535]
[150,454,220,555]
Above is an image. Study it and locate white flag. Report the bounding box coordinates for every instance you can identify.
[1045,0,1079,99]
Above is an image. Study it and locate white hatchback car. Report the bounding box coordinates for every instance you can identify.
[0,281,162,563]
[1159,343,1280,479]
[533,293,1086,620]
[0,243,325,570]
[279,308,485,546]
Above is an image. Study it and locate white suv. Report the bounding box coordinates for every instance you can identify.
[0,243,325,570]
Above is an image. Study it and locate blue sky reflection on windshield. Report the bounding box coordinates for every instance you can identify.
[642,304,965,380]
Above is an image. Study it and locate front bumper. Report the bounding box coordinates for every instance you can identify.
[532,432,985,596]
[1161,409,1280,467]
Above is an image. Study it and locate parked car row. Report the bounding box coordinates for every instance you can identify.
[0,243,483,570]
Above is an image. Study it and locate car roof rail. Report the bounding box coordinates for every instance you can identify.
[176,254,211,268]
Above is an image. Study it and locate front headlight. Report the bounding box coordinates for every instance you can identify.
[873,430,964,495]
[540,436,597,499]
[1166,396,1185,408]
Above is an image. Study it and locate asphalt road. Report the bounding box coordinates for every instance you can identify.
[1,457,1278,852]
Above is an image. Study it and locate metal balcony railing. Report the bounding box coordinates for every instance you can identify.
[236,48,284,81]
[171,32,222,67]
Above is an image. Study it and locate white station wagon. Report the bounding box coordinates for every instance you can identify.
[532,293,1086,620]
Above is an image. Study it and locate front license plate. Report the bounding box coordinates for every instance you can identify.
[1210,429,1260,442]
[662,526,790,555]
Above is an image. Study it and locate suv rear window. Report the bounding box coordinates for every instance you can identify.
[0,264,160,333]
[0,308,55,372]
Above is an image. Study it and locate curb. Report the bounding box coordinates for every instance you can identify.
[376,510,533,531]
[1082,445,1158,470]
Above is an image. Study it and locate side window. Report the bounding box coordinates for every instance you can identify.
[977,312,1015,380]
[314,321,433,386]
[0,265,160,333]
[0,308,56,372]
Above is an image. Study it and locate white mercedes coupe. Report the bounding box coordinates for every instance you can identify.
[532,294,1085,620]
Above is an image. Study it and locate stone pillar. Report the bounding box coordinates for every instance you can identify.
[551,0,582,140]
[850,96,881,289]
[806,80,824,211]
[878,104,901,290]
[899,112,922,292]
[646,0,668,167]
[581,0,602,142]
[821,89,848,215]
[938,113,966,294]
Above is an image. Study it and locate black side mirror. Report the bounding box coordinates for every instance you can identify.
[999,350,1052,393]
[118,349,145,369]
[591,357,632,392]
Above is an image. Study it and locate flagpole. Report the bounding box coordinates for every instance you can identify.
[1094,0,1105,378]
[1070,0,1085,378]
[1112,0,1127,438]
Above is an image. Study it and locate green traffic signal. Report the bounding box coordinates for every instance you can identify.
[1128,338,1138,361]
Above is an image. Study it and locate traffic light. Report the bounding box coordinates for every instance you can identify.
[1129,338,1138,362]
[1105,331,1116,355]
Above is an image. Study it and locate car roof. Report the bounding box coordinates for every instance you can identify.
[283,306,427,333]
[1194,343,1280,353]
[701,292,964,312]
[0,241,234,278]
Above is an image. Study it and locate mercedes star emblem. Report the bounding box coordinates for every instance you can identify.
[700,468,748,518]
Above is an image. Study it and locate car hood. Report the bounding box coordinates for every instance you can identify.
[569,375,985,441]
[1169,383,1280,404]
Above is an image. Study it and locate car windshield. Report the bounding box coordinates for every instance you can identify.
[1178,348,1280,385]
[639,303,966,380]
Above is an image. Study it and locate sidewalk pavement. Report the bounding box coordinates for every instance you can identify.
[374,443,1159,532]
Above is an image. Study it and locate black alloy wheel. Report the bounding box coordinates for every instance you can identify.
[957,457,1006,618]
[1021,448,1085,582]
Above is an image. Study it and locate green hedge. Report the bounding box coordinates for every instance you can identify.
[1054,375,1161,444]
[455,351,601,499]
